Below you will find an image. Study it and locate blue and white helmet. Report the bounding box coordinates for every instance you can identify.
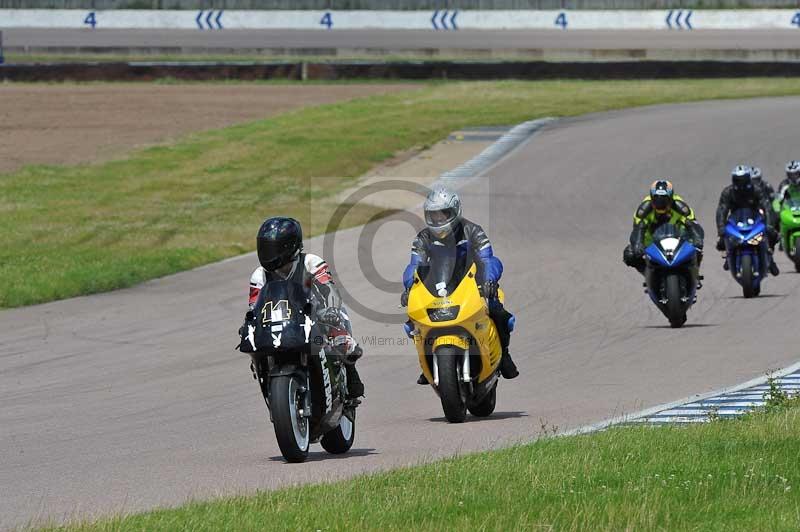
[750,166,762,182]
[423,185,462,238]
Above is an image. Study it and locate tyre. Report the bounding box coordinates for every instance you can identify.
[321,410,355,454]
[270,374,310,463]
[740,254,756,298]
[794,258,800,273]
[436,346,467,423]
[468,383,497,417]
[665,274,686,328]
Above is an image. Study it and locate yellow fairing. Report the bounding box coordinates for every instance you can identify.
[407,263,503,384]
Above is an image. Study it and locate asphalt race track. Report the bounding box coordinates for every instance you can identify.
[3,98,800,528]
[4,28,800,52]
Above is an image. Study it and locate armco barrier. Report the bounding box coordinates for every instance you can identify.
[3,9,800,30]
[4,60,800,81]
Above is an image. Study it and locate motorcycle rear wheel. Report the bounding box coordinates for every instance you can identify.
[468,383,497,417]
[740,254,756,299]
[321,410,356,454]
[270,375,310,463]
[436,346,468,423]
[665,274,686,329]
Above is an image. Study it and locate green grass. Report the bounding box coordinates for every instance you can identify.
[6,79,800,308]
[48,402,800,531]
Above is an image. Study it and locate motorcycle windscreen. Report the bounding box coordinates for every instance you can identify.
[251,280,317,352]
[727,208,763,239]
[646,223,695,267]
[782,198,800,223]
[416,237,470,298]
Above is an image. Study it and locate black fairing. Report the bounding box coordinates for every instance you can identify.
[251,280,321,354]
[249,280,347,441]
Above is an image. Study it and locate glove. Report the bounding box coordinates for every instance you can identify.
[320,307,342,326]
[400,289,409,308]
[716,237,726,252]
[346,344,363,365]
[331,332,355,356]
[482,280,499,300]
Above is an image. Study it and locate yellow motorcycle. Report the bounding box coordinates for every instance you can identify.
[406,254,503,423]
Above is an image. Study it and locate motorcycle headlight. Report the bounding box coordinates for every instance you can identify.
[427,306,460,322]
[659,237,680,254]
[747,233,764,246]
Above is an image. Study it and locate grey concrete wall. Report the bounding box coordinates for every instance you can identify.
[2,1,799,10]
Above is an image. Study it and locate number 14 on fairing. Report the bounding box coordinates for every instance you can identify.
[261,300,291,324]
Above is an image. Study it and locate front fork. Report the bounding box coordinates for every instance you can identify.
[253,355,312,422]
[430,349,472,386]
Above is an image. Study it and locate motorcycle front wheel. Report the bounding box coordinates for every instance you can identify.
[436,346,468,423]
[740,254,757,299]
[270,374,310,463]
[665,274,686,328]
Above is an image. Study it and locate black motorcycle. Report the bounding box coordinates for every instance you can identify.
[238,280,356,463]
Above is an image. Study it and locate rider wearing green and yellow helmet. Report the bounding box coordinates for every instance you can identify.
[623,179,705,279]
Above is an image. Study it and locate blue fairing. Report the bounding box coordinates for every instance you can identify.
[725,220,766,243]
[645,241,697,268]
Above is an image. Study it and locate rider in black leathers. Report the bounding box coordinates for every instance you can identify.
[715,165,780,276]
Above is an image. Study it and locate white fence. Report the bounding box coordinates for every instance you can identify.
[2,9,800,30]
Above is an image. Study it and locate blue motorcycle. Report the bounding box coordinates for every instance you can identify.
[724,208,769,298]
[643,223,698,328]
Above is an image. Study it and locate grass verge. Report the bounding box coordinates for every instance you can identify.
[6,79,800,308]
[48,401,800,531]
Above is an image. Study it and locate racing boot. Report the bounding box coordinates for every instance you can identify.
[417,373,429,385]
[769,253,780,276]
[500,350,519,379]
[346,364,364,399]
[693,253,703,290]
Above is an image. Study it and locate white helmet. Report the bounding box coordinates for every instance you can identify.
[731,165,753,193]
[786,160,800,185]
[751,166,762,182]
[423,185,462,238]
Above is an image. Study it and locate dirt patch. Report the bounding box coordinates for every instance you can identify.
[0,83,418,174]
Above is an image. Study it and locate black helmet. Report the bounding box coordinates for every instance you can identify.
[256,217,303,271]
[731,165,753,194]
